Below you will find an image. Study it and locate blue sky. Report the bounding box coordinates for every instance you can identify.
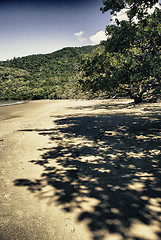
[0,0,111,61]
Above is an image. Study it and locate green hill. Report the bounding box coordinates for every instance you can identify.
[0,45,103,100]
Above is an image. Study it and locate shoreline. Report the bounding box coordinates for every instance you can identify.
[0,100,26,107]
[0,99,161,240]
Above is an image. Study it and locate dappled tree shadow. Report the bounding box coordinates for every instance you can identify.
[14,107,161,240]
[66,100,134,111]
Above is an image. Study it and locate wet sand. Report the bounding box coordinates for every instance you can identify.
[0,99,161,240]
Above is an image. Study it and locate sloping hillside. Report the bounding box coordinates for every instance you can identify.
[0,45,103,100]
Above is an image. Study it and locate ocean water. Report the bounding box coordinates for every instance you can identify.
[0,101,24,107]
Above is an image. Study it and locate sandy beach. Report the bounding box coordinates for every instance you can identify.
[0,99,161,240]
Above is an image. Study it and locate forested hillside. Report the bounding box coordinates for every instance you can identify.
[1,1,160,103]
[0,45,103,100]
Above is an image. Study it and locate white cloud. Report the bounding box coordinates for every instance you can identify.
[74,31,87,43]
[74,31,84,37]
[89,30,106,44]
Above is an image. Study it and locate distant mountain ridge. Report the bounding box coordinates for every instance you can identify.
[0,45,103,100]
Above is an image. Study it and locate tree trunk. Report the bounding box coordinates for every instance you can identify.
[134,94,143,104]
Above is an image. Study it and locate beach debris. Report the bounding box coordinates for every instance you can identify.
[140,107,148,111]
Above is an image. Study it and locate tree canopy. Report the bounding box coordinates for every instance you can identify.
[0,1,160,103]
[79,2,161,103]
[101,0,159,20]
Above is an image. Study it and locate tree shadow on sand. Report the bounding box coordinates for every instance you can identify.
[14,107,161,240]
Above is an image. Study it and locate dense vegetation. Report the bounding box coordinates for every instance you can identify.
[1,0,160,103]
[80,0,161,103]
[0,45,103,100]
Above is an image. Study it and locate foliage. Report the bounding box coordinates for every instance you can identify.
[101,0,159,21]
[0,45,103,100]
[80,6,161,103]
[103,20,137,53]
[0,66,31,100]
